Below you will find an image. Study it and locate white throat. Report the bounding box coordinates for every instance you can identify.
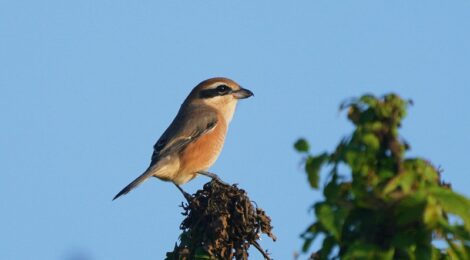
[223,101,237,124]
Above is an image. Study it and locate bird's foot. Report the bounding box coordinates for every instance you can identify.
[198,171,229,186]
[174,184,192,202]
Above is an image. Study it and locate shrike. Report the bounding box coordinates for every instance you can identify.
[113,77,253,200]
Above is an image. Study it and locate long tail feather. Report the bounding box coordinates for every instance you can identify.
[113,170,153,200]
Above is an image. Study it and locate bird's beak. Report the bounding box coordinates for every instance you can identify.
[233,87,254,99]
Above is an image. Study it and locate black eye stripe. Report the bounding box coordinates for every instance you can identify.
[199,84,233,99]
[199,89,220,99]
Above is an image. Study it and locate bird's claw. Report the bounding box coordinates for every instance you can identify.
[175,184,193,202]
[198,171,229,186]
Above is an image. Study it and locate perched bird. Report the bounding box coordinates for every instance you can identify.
[113,77,253,200]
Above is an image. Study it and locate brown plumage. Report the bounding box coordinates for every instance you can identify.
[113,77,253,200]
[177,113,227,183]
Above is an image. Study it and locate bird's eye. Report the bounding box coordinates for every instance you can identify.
[199,84,232,99]
[216,85,230,93]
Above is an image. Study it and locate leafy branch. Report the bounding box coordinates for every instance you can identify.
[296,94,470,259]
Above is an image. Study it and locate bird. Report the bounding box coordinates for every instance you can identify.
[113,77,253,200]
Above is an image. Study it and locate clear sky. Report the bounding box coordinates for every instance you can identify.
[1,1,469,259]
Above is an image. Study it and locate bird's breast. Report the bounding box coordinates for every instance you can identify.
[177,119,227,182]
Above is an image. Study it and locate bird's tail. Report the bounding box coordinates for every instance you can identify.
[113,169,154,200]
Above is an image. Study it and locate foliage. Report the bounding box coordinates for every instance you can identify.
[165,180,276,260]
[295,94,470,259]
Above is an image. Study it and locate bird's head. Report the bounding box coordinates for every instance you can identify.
[186,77,253,123]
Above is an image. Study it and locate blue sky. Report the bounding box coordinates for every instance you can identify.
[1,1,469,259]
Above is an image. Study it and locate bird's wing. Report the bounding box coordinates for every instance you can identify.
[112,105,218,200]
[150,105,218,165]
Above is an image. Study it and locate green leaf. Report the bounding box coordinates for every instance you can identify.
[383,171,415,195]
[438,219,470,241]
[361,133,380,151]
[429,187,470,230]
[431,247,450,260]
[320,236,336,259]
[378,169,394,180]
[369,121,383,131]
[305,153,328,189]
[301,223,319,252]
[360,94,378,108]
[324,178,351,202]
[423,197,441,228]
[302,237,314,253]
[415,244,432,260]
[294,138,310,152]
[315,203,340,240]
[342,242,394,260]
[422,162,439,183]
[395,192,427,226]
[391,231,417,248]
[446,238,469,260]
